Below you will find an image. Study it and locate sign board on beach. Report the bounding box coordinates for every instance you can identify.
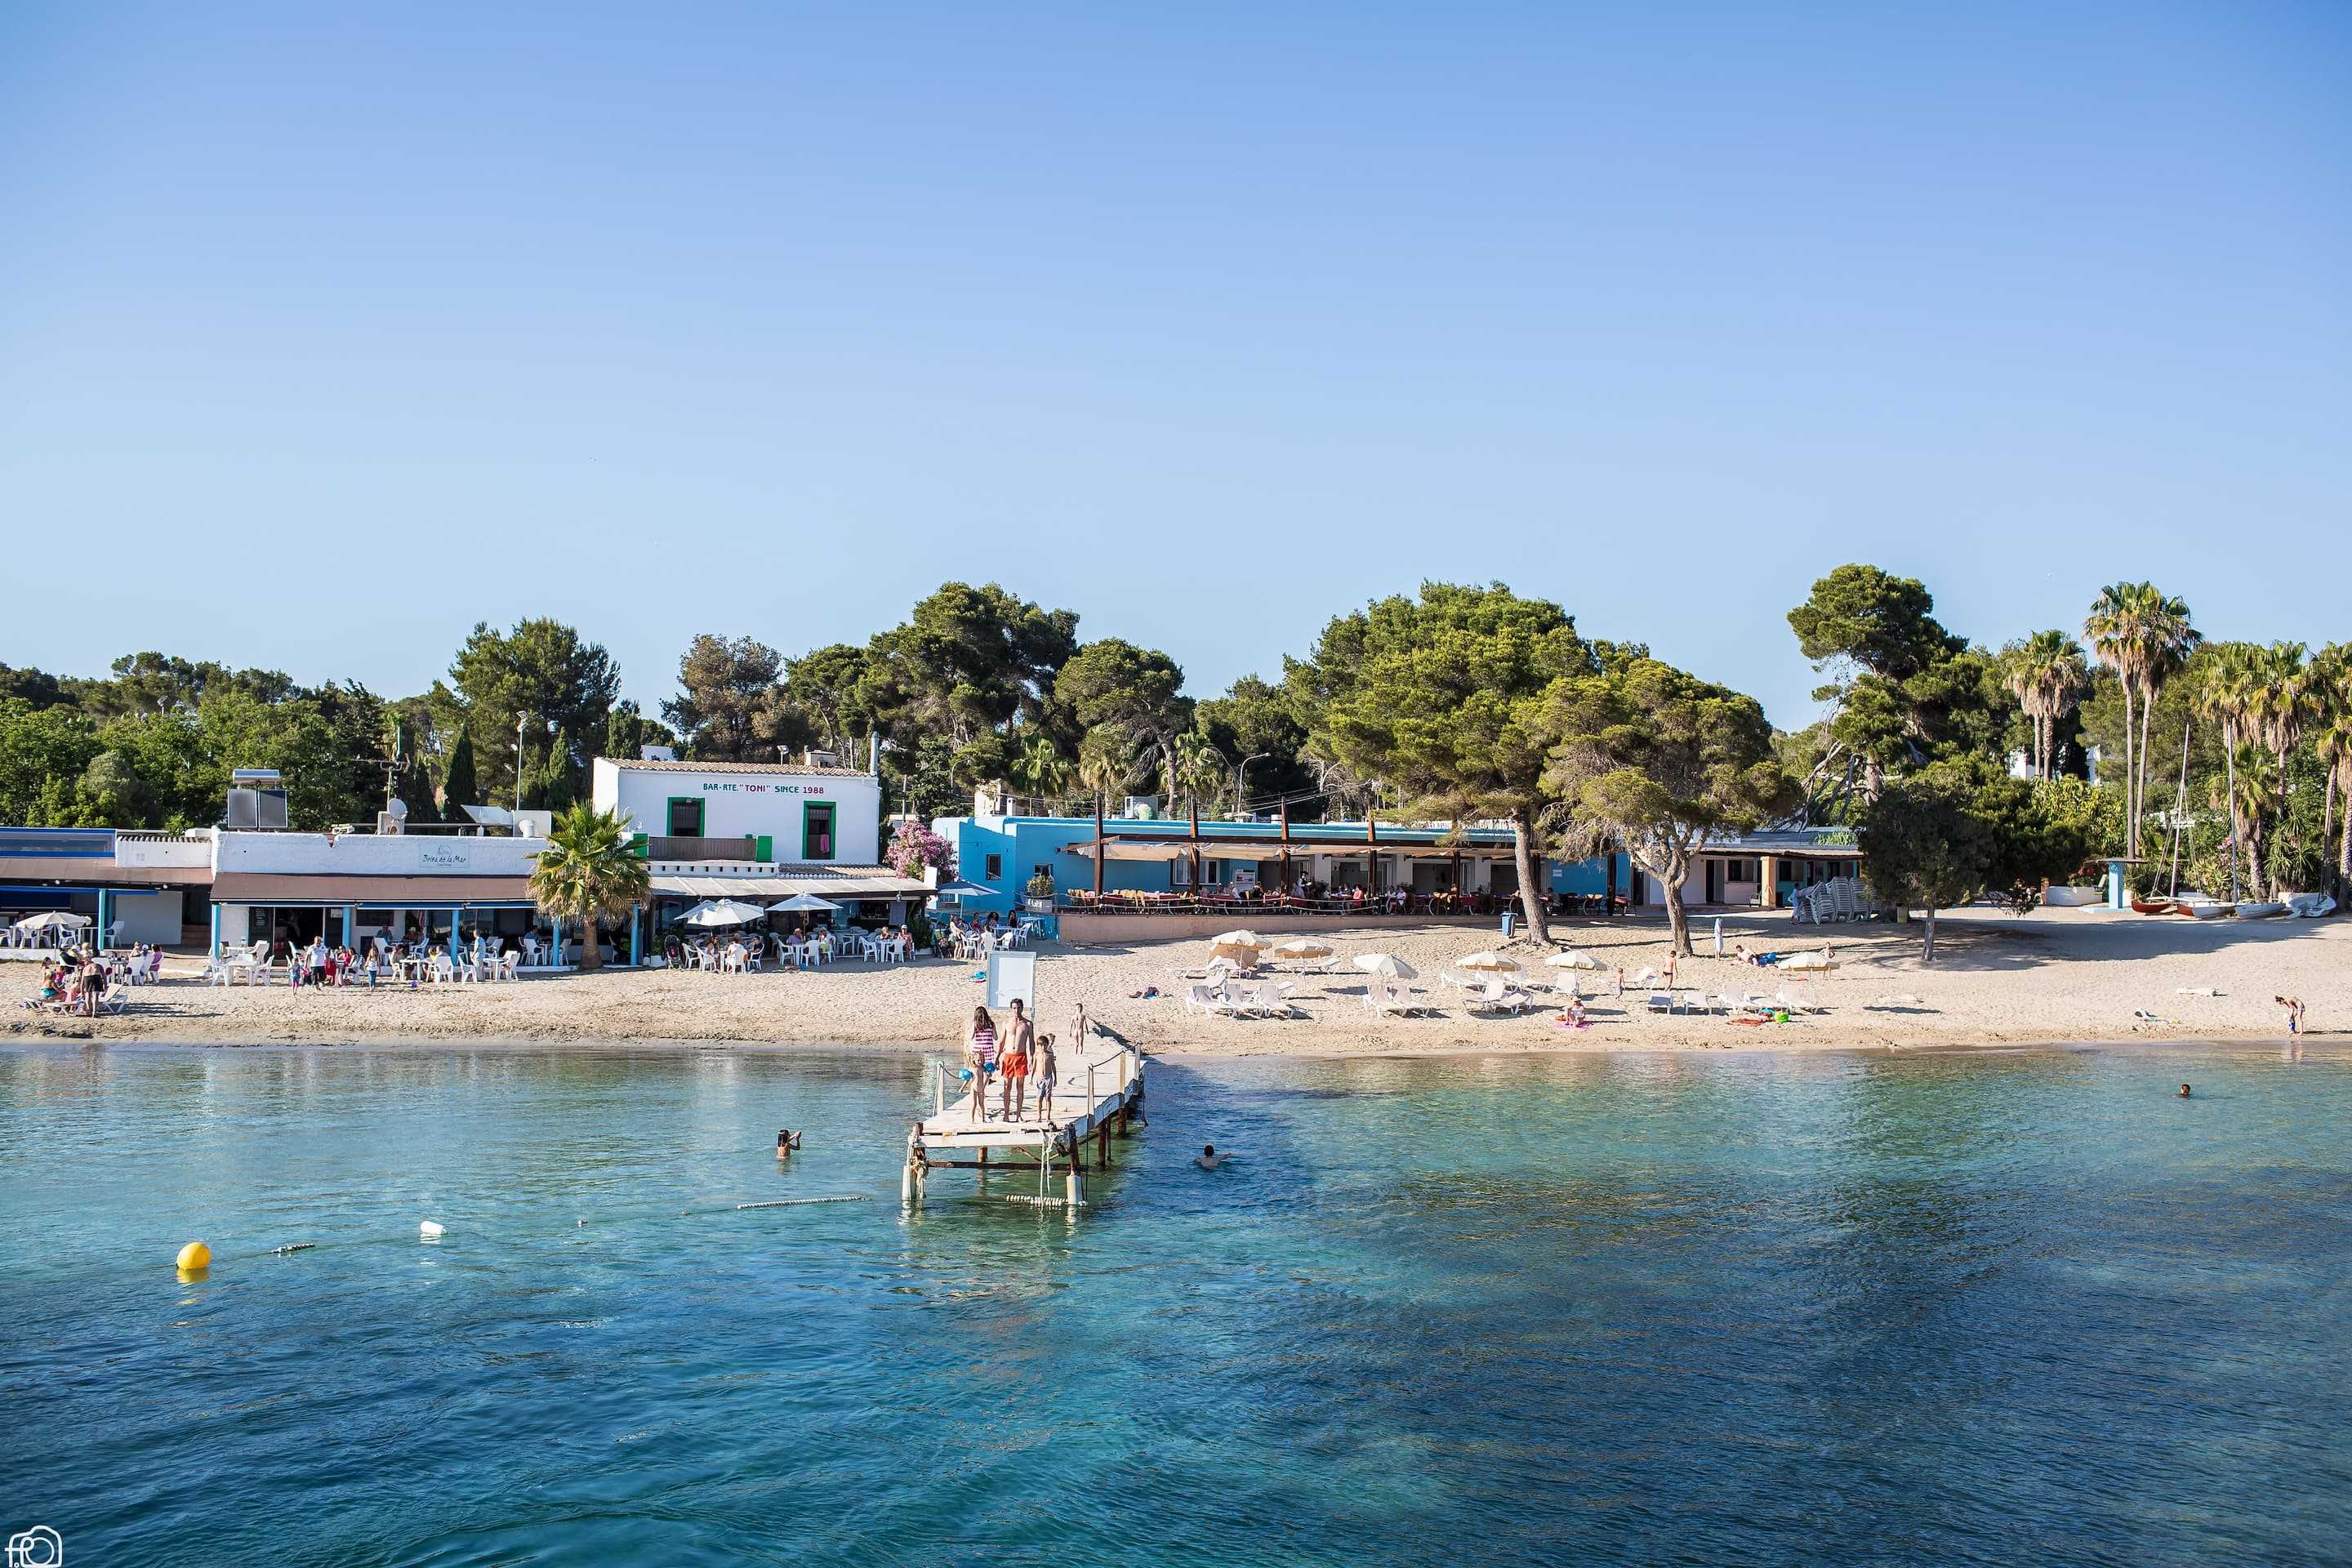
[987,951,1036,1015]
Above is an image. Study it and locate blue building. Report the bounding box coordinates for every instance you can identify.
[932,806,1633,915]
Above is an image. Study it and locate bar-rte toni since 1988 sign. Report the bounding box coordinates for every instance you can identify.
[700,781,828,795]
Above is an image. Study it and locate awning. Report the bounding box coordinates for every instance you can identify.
[1061,839,1513,863]
[649,863,931,901]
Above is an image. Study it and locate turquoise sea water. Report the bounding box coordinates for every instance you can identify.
[2,1042,2347,1566]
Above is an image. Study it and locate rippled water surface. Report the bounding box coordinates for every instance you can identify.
[3,1042,2348,1566]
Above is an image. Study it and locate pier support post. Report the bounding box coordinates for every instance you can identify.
[1065,1134,1085,1206]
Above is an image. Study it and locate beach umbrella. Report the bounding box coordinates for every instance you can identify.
[1354,952,1418,980]
[767,893,841,914]
[1781,950,1838,973]
[1271,938,1334,960]
[1456,951,1523,973]
[685,900,768,927]
[1544,949,1603,971]
[1207,930,1272,966]
[929,880,993,902]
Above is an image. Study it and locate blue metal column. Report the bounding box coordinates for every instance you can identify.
[96,889,111,950]
[210,902,221,958]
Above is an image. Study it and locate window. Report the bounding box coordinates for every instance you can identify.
[802,802,835,860]
[984,853,1004,881]
[667,798,703,836]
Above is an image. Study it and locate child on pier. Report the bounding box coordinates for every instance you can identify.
[964,1007,998,1125]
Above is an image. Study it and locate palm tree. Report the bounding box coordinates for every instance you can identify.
[1162,732,1227,814]
[1013,733,1071,814]
[1999,630,2090,779]
[2244,641,2312,837]
[528,804,650,972]
[2196,644,2261,901]
[2308,644,2352,897]
[1076,728,1134,899]
[2084,583,2198,857]
[2210,742,2277,901]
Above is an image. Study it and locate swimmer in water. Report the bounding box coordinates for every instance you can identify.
[1194,1143,1226,1170]
[2178,1085,2192,1098]
[776,1129,801,1157]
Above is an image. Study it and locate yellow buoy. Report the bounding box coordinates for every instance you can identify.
[176,1241,212,1272]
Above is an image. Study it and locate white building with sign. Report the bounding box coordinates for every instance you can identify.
[590,756,883,863]
[591,755,929,938]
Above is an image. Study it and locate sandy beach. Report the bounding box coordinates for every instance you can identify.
[7,907,2344,1054]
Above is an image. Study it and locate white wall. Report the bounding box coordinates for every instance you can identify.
[592,760,880,864]
[213,832,548,876]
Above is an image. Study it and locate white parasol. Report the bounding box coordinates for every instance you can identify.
[12,911,91,932]
[1456,951,1524,974]
[1354,952,1418,980]
[767,893,841,914]
[1544,949,1603,971]
[1271,938,1335,960]
[685,900,769,927]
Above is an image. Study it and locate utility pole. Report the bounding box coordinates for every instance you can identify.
[514,712,528,815]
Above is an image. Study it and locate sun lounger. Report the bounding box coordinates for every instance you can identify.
[1468,976,1532,1014]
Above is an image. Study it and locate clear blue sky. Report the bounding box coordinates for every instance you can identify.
[3,2,2346,728]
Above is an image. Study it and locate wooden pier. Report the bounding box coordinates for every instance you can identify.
[903,1038,1145,1208]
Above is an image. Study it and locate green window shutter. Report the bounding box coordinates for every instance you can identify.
[754,835,773,862]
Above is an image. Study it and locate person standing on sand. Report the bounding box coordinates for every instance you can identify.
[1070,1000,1091,1051]
[964,1006,998,1125]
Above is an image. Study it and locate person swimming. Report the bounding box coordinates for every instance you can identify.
[2178,1085,2193,1098]
[776,1129,801,1157]
[1194,1143,1226,1170]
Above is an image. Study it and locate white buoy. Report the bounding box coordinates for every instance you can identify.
[419,1220,445,1240]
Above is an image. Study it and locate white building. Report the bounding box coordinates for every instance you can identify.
[591,755,882,864]
[590,755,928,933]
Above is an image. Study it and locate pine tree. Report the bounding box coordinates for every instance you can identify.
[541,727,577,812]
[441,724,480,816]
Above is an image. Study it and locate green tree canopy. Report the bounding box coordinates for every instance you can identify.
[449,618,621,802]
[1196,675,1316,817]
[1860,760,2089,960]
[1298,581,1594,944]
[784,643,875,757]
[1053,638,1193,791]
[662,634,804,763]
[1541,657,1797,955]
